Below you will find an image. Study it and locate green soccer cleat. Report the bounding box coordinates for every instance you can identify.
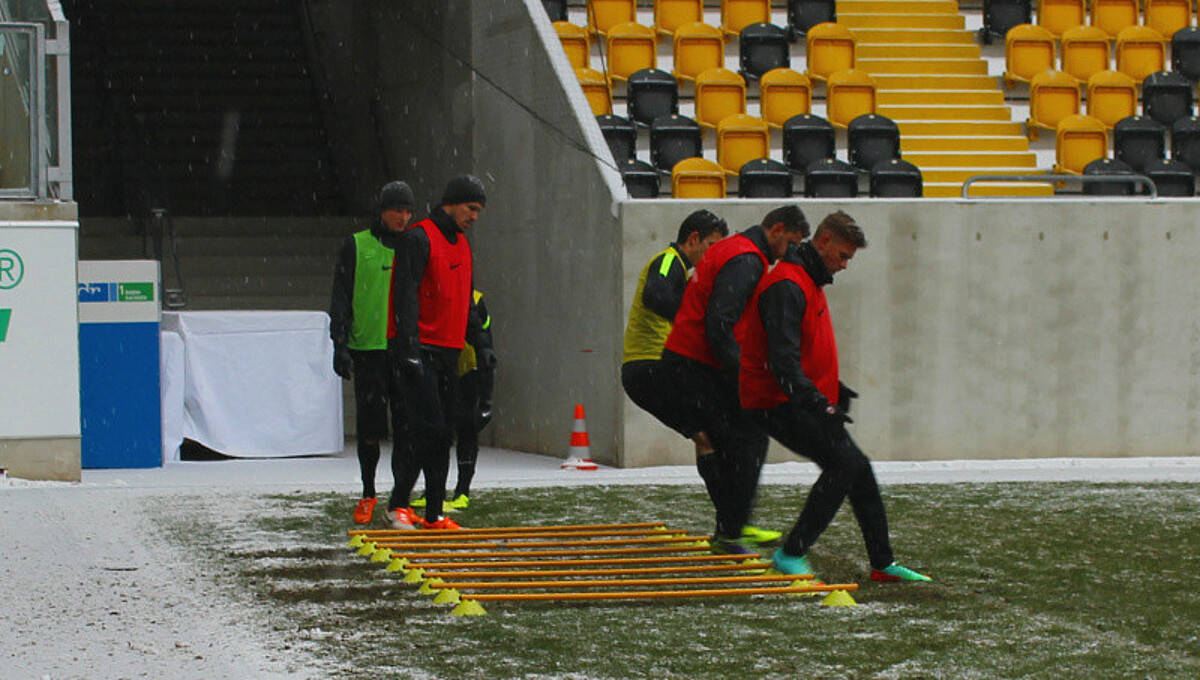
[771,549,814,577]
[410,496,426,508]
[870,563,932,582]
[740,525,782,544]
[446,494,470,510]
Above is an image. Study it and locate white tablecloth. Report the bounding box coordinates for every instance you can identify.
[161,311,343,458]
[160,330,185,462]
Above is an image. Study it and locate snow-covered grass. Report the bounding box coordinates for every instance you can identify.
[162,481,1200,678]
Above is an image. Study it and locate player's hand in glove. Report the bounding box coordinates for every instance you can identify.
[837,382,858,414]
[817,403,852,444]
[333,345,353,380]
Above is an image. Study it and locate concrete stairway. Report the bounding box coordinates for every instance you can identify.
[839,0,1053,197]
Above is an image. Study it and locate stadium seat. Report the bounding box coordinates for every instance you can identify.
[721,0,771,38]
[1037,0,1085,38]
[606,22,658,82]
[554,22,591,70]
[575,67,612,115]
[672,157,727,198]
[806,22,855,82]
[1060,26,1111,83]
[1026,70,1081,140]
[739,23,791,81]
[1115,26,1167,82]
[848,114,900,172]
[694,68,747,128]
[1054,114,1109,174]
[1171,27,1200,80]
[597,114,637,164]
[826,68,876,129]
[650,114,703,171]
[1171,116,1200,172]
[621,158,661,197]
[1089,0,1138,39]
[1142,70,1195,127]
[1144,0,1191,42]
[1143,157,1196,196]
[673,22,725,82]
[627,69,679,126]
[653,0,703,37]
[804,158,859,197]
[1113,115,1167,172]
[759,68,812,128]
[1086,70,1138,129]
[1082,157,1137,195]
[870,159,923,198]
[716,113,770,174]
[587,0,637,37]
[782,113,836,172]
[980,0,1033,45]
[738,158,794,197]
[788,0,835,38]
[1003,24,1057,88]
[543,0,568,22]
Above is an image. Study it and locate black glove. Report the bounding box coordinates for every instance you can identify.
[838,382,859,414]
[333,345,353,380]
[478,399,493,430]
[476,347,497,371]
[816,402,852,444]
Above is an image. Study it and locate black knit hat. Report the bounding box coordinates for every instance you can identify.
[439,174,487,207]
[377,181,415,215]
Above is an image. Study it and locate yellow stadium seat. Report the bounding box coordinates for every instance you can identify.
[1090,0,1139,39]
[554,22,591,70]
[1054,114,1109,174]
[672,157,727,197]
[716,113,770,174]
[1116,25,1167,82]
[694,67,747,128]
[721,0,771,38]
[575,67,612,115]
[587,0,637,37]
[654,0,704,37]
[606,22,658,82]
[1037,0,1085,38]
[806,22,855,82]
[1086,70,1138,129]
[673,21,725,82]
[1004,24,1057,88]
[1145,0,1191,41]
[1061,26,1111,82]
[826,68,877,128]
[758,68,812,128]
[1027,69,1081,140]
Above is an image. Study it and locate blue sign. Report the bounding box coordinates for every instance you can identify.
[78,282,116,303]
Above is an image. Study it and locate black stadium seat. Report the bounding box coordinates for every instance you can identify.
[848,114,901,172]
[1143,158,1196,196]
[738,158,794,197]
[1171,116,1200,172]
[620,158,660,198]
[1113,115,1167,172]
[627,68,678,126]
[980,0,1032,45]
[650,114,702,172]
[804,158,858,197]
[870,159,923,197]
[597,114,637,164]
[788,0,835,38]
[1142,71,1195,127]
[739,23,791,81]
[1171,27,1200,81]
[542,0,567,22]
[1082,157,1136,196]
[782,114,835,173]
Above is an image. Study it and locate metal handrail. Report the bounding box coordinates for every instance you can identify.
[962,173,1159,199]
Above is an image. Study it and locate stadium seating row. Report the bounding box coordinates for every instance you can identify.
[1004,22,1200,85]
[982,0,1199,42]
[1026,69,1195,138]
[543,0,835,38]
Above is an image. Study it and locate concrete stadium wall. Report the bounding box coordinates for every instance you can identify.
[622,199,1200,467]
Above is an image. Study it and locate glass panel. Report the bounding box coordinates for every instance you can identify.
[0,26,33,194]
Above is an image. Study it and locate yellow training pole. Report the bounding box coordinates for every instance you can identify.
[372,535,708,551]
[349,522,666,537]
[462,583,859,602]
[387,545,709,561]
[435,574,815,590]
[352,528,683,542]
[420,562,773,579]
[410,553,763,570]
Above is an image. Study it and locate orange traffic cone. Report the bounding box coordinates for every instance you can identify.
[562,403,599,470]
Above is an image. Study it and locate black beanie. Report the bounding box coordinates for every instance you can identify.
[439,174,487,207]
[377,181,414,214]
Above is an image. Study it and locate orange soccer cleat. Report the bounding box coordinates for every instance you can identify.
[352,497,377,524]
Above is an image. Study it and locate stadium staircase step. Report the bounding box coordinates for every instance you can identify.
[845,0,1053,197]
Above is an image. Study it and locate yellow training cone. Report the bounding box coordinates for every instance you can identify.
[369,548,394,563]
[433,588,461,605]
[820,589,857,607]
[418,578,445,595]
[348,534,364,548]
[385,557,410,572]
[402,568,426,583]
[356,541,378,557]
[451,599,487,616]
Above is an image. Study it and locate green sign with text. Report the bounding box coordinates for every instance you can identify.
[0,309,11,342]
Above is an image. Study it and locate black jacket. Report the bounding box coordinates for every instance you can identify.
[642,244,692,321]
[758,241,834,409]
[706,224,774,372]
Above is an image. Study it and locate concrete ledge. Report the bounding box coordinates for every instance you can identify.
[0,437,81,482]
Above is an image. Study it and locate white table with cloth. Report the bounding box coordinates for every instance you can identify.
[160,310,343,458]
